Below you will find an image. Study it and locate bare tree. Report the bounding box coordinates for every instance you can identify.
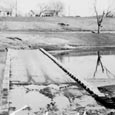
[36,1,64,17]
[49,1,64,16]
[105,7,115,17]
[94,0,105,34]
[94,0,115,34]
[105,11,112,17]
[0,0,17,16]
[105,0,115,18]
[37,3,49,17]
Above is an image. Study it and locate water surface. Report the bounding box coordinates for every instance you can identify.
[50,50,115,87]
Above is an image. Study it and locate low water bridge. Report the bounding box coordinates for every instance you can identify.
[0,48,115,114]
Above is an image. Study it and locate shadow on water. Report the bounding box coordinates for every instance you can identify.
[50,49,115,62]
[49,48,115,64]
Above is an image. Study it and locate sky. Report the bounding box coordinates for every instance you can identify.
[17,0,94,16]
[2,0,115,16]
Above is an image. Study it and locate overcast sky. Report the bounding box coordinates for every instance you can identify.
[4,0,115,16]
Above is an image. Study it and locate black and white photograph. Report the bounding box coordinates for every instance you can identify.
[0,0,115,115]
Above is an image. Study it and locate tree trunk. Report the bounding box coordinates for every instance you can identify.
[97,25,100,34]
[55,11,59,16]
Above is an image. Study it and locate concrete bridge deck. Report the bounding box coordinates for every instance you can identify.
[8,48,104,96]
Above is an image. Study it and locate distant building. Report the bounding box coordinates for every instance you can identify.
[27,9,62,17]
[0,6,12,17]
[40,10,57,17]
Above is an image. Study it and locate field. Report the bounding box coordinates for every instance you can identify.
[0,17,115,114]
[0,17,115,32]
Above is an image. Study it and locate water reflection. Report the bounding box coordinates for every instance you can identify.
[50,50,115,87]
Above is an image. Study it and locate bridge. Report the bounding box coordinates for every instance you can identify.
[0,48,115,114]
